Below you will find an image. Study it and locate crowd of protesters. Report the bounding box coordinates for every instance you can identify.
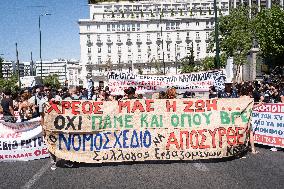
[0,79,284,123]
[0,78,283,170]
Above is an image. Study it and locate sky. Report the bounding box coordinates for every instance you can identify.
[0,0,89,62]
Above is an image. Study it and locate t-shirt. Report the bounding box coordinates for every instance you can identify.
[1,97,13,116]
[39,97,48,113]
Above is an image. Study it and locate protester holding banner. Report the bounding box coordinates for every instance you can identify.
[1,89,16,123]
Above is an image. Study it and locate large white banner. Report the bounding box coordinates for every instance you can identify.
[107,70,226,95]
[0,118,49,161]
[252,103,284,148]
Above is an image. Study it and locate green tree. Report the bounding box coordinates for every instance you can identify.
[253,6,284,67]
[0,74,19,97]
[180,43,197,73]
[43,74,61,89]
[209,6,253,79]
[201,53,227,71]
[153,59,163,75]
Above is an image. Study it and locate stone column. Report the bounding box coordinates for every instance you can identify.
[267,0,271,8]
[258,0,261,12]
[233,0,237,8]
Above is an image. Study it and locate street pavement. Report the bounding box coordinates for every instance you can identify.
[1,146,283,189]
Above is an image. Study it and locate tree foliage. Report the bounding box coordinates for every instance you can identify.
[43,74,61,89]
[210,6,253,66]
[201,53,227,71]
[253,6,284,65]
[180,43,197,73]
[0,74,20,97]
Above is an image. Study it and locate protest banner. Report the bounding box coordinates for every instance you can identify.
[0,118,49,161]
[107,70,226,95]
[0,111,21,122]
[252,103,284,148]
[43,98,253,163]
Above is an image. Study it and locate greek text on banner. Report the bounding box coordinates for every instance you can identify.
[43,98,253,163]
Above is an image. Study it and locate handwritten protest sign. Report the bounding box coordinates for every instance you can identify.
[107,70,226,95]
[43,98,253,163]
[252,103,284,148]
[0,118,49,161]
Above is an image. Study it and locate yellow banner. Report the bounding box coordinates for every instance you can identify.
[43,98,253,163]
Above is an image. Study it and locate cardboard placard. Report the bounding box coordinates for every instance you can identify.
[252,103,284,148]
[0,118,49,161]
[43,98,253,163]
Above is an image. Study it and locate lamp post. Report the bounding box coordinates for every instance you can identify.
[0,53,4,79]
[15,43,21,88]
[213,0,220,69]
[39,13,51,81]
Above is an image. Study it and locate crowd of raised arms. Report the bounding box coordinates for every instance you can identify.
[0,80,283,123]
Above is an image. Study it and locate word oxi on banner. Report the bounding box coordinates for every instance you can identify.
[252,103,284,148]
[0,118,49,161]
[107,70,226,95]
[43,98,253,163]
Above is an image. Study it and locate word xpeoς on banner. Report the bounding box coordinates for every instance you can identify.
[0,118,49,162]
[252,103,284,148]
[43,98,253,163]
[107,70,226,95]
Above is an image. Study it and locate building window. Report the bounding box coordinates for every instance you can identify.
[197,44,200,52]
[196,22,199,26]
[206,32,209,39]
[98,57,101,64]
[98,47,101,53]
[97,25,100,29]
[122,24,125,31]
[117,24,120,31]
[118,46,121,53]
[88,48,91,53]
[206,21,209,28]
[138,45,141,52]
[157,32,161,38]
[87,34,90,39]
[107,24,110,31]
[132,24,135,31]
[88,56,91,61]
[117,34,121,42]
[187,32,189,37]
[107,35,111,41]
[147,34,150,41]
[87,25,90,31]
[206,43,210,53]
[112,24,115,31]
[137,34,140,42]
[196,32,200,39]
[97,34,100,40]
[166,22,170,30]
[128,46,131,52]
[167,43,170,51]
[137,23,140,31]
[176,22,180,29]
[171,22,175,30]
[108,46,111,53]
[99,68,102,72]
[127,24,130,31]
